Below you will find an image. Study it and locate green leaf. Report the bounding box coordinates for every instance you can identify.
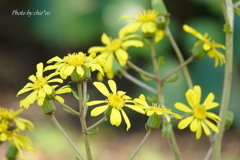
[225,110,234,130]
[75,157,80,160]
[234,8,240,16]
[162,122,172,137]
[165,73,179,83]
[87,127,99,135]
[223,23,232,33]
[140,73,154,82]
[72,90,79,100]
[158,56,164,69]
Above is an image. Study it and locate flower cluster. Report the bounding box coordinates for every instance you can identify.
[0,107,34,157]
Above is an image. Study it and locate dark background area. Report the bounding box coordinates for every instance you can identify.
[0,0,240,159]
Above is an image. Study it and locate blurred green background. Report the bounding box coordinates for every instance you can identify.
[0,0,240,159]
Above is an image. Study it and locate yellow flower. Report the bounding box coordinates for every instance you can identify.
[17,63,64,109]
[174,85,221,139]
[88,33,143,72]
[119,9,165,42]
[134,94,182,121]
[45,52,105,80]
[87,80,144,130]
[0,123,34,158]
[0,107,34,131]
[183,24,225,67]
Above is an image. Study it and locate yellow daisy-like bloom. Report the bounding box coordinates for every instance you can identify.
[0,123,34,158]
[88,33,143,72]
[119,9,165,42]
[45,52,105,79]
[183,24,225,67]
[17,62,64,109]
[134,94,182,121]
[174,85,221,139]
[86,80,145,130]
[0,107,34,131]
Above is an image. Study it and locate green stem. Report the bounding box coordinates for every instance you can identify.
[161,56,194,83]
[149,39,182,160]
[219,0,230,25]
[211,1,233,159]
[77,83,93,160]
[50,114,86,160]
[165,27,193,89]
[122,72,157,94]
[53,98,80,117]
[129,129,152,160]
[85,116,107,132]
[234,1,240,7]
[127,61,157,80]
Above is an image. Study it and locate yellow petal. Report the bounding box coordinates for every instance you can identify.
[119,22,141,38]
[155,29,164,42]
[174,102,192,112]
[205,102,219,110]
[55,96,65,103]
[76,66,84,76]
[183,25,199,37]
[36,63,44,77]
[88,46,106,53]
[93,82,110,97]
[47,56,63,63]
[146,22,156,33]
[115,48,128,66]
[121,110,131,131]
[101,33,111,45]
[196,126,202,139]
[17,87,33,96]
[126,105,145,114]
[205,119,219,133]
[193,85,201,105]
[105,52,114,72]
[90,105,109,116]
[203,43,211,51]
[190,118,200,132]
[64,66,75,76]
[110,108,121,126]
[108,80,117,94]
[122,40,143,48]
[43,84,52,95]
[87,100,106,106]
[201,121,210,136]
[186,89,196,108]
[178,116,194,129]
[203,92,214,106]
[118,15,135,20]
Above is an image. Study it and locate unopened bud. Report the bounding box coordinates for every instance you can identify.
[156,15,169,30]
[191,41,208,60]
[5,143,18,159]
[146,114,162,130]
[41,99,56,115]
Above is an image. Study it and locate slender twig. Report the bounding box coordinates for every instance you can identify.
[165,27,193,89]
[127,61,157,80]
[50,114,86,160]
[53,98,80,117]
[149,39,182,160]
[122,72,157,94]
[77,83,93,160]
[85,116,107,132]
[161,56,194,83]
[129,129,152,160]
[211,1,234,159]
[219,0,230,26]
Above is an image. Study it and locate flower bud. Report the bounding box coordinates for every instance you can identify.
[146,114,162,130]
[45,89,56,100]
[41,99,56,115]
[5,143,18,159]
[191,41,208,60]
[156,15,169,30]
[143,32,155,40]
[225,110,234,130]
[71,66,91,83]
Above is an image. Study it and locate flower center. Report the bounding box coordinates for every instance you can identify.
[108,93,125,110]
[65,53,86,66]
[137,10,158,23]
[32,77,47,90]
[193,105,206,120]
[151,106,163,112]
[107,39,121,51]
